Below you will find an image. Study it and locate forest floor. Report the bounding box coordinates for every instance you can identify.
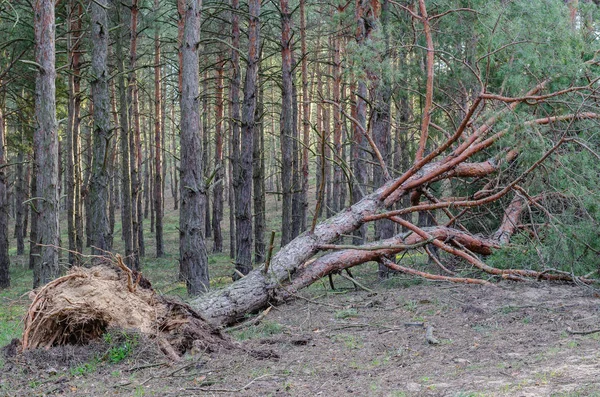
[2,196,600,396]
[2,271,600,397]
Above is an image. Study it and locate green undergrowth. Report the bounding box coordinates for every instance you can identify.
[232,320,285,340]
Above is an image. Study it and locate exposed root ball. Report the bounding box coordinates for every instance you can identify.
[22,265,231,358]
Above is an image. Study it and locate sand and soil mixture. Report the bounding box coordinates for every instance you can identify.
[2,278,600,396]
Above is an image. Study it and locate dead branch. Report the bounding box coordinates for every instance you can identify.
[382,257,490,285]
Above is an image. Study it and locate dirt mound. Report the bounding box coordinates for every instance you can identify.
[20,260,232,359]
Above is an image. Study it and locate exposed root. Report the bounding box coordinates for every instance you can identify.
[21,265,232,358]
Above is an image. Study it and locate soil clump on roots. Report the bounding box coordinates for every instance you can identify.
[19,260,232,359]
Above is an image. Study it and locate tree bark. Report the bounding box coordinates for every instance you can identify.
[253,72,266,263]
[33,0,60,286]
[279,0,294,247]
[154,0,164,257]
[0,104,9,288]
[14,148,26,256]
[89,0,112,259]
[332,33,343,214]
[115,2,135,269]
[203,72,212,239]
[236,0,260,275]
[130,0,142,266]
[66,0,83,266]
[212,58,224,253]
[300,0,309,232]
[180,0,210,295]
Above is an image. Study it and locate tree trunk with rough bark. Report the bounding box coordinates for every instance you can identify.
[33,0,60,287]
[115,2,135,269]
[203,72,211,239]
[154,0,164,258]
[179,0,210,295]
[14,144,27,256]
[236,0,260,276]
[0,104,9,288]
[89,0,112,259]
[212,58,224,253]
[280,0,294,247]
[66,0,83,266]
[130,0,142,266]
[253,73,266,264]
[300,0,310,232]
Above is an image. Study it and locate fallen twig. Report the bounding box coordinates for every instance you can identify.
[226,306,273,332]
[566,327,600,336]
[338,272,375,294]
[185,374,274,393]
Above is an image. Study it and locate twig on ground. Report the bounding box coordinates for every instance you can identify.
[566,327,600,335]
[226,306,273,332]
[185,374,274,393]
[338,272,375,294]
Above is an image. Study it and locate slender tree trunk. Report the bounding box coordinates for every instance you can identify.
[130,0,143,264]
[84,109,92,248]
[227,86,236,259]
[115,2,135,269]
[180,0,210,295]
[300,0,309,231]
[203,73,212,239]
[66,0,83,266]
[154,0,164,257]
[29,160,38,269]
[253,71,266,263]
[108,82,119,252]
[353,0,372,244]
[323,78,332,218]
[15,148,26,256]
[332,34,343,214]
[236,0,260,275]
[170,100,178,210]
[0,104,9,288]
[291,76,302,238]
[280,0,294,246]
[231,0,243,268]
[33,0,60,286]
[212,59,225,252]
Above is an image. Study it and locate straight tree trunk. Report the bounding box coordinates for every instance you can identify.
[332,34,343,214]
[253,72,266,263]
[203,73,212,239]
[66,0,83,266]
[29,161,38,269]
[280,0,294,247]
[236,0,260,275]
[0,104,9,288]
[212,58,225,252]
[170,100,178,210]
[84,109,92,248]
[227,86,236,259]
[291,77,302,238]
[130,0,143,264]
[323,79,332,218]
[300,0,310,231]
[33,0,60,286]
[179,0,210,295]
[231,0,242,267]
[115,3,135,268]
[154,0,164,257]
[14,149,26,256]
[89,0,112,259]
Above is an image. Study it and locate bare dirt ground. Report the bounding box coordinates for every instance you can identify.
[3,279,600,397]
